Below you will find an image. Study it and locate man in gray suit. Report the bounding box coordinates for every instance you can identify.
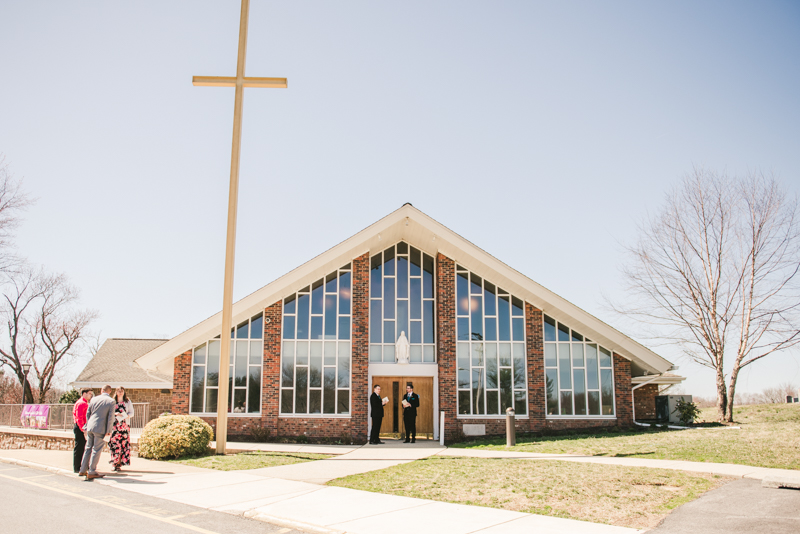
[79,384,116,479]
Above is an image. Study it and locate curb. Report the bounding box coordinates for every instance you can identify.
[0,455,75,477]
[243,510,345,534]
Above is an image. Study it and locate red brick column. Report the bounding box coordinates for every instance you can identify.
[614,353,633,426]
[262,301,282,434]
[526,304,544,432]
[436,253,457,443]
[634,384,658,421]
[351,253,370,443]
[172,350,192,415]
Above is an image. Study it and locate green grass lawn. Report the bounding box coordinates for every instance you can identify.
[329,457,727,529]
[173,451,332,471]
[451,404,800,470]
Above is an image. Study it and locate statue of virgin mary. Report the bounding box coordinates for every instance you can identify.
[395,331,410,364]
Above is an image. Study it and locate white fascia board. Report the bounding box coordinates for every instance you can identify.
[69,381,173,389]
[136,204,675,375]
[631,375,685,385]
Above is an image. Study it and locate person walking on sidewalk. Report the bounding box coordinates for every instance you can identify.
[109,387,134,472]
[369,385,387,445]
[402,383,419,443]
[79,385,115,480]
[72,388,93,473]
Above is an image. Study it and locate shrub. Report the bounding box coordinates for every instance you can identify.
[249,425,270,442]
[138,415,214,460]
[59,389,81,404]
[672,399,701,425]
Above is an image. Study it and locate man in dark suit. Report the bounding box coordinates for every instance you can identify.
[369,385,385,444]
[402,383,420,443]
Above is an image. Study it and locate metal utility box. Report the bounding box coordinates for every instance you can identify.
[655,395,694,424]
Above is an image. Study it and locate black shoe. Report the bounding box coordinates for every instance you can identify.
[411,439,416,443]
[404,439,410,443]
[376,440,385,444]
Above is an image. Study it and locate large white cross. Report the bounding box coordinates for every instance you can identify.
[193,0,287,454]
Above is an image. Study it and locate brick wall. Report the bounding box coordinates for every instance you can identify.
[125,389,172,419]
[436,253,457,443]
[172,350,192,415]
[350,252,370,443]
[526,303,544,432]
[634,383,658,421]
[613,353,633,426]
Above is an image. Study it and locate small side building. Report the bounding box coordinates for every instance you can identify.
[71,338,172,419]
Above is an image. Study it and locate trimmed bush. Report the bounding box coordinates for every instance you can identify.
[138,415,214,460]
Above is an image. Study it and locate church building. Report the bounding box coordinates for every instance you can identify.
[131,204,683,443]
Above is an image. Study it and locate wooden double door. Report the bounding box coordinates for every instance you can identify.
[371,376,434,439]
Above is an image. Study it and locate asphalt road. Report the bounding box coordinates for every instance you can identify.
[650,478,800,534]
[0,463,305,534]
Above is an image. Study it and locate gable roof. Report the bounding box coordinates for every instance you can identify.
[136,204,676,376]
[73,338,172,388]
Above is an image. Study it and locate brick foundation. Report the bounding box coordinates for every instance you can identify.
[634,383,658,421]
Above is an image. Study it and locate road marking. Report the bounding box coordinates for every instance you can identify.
[0,472,220,534]
[166,511,208,520]
[20,474,54,480]
[275,529,291,534]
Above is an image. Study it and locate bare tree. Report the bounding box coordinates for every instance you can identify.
[760,382,798,404]
[0,265,97,403]
[0,155,32,272]
[619,169,800,422]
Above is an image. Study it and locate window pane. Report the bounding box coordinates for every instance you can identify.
[514,391,527,415]
[423,345,435,362]
[423,301,434,343]
[560,391,573,415]
[486,349,498,389]
[470,296,483,340]
[249,340,261,364]
[410,247,421,276]
[281,342,294,387]
[410,345,422,363]
[284,295,296,315]
[281,389,293,413]
[311,279,324,314]
[512,318,524,341]
[558,343,571,390]
[472,342,484,366]
[295,367,308,413]
[296,341,308,365]
[370,301,382,343]
[599,347,612,367]
[323,368,336,414]
[193,344,206,365]
[326,272,337,294]
[297,294,309,339]
[484,282,496,316]
[572,343,584,367]
[456,272,469,315]
[370,254,382,298]
[513,343,525,389]
[397,256,408,298]
[191,366,204,412]
[588,391,601,415]
[411,320,422,343]
[309,344,321,388]
[338,351,350,388]
[573,369,586,415]
[369,344,381,362]
[545,343,557,367]
[484,316,497,341]
[396,241,408,254]
[498,295,511,341]
[311,316,323,340]
[325,295,337,338]
[544,315,556,342]
[383,278,395,318]
[457,342,469,367]
[397,300,408,342]
[511,297,524,317]
[410,278,422,319]
[339,271,351,314]
[323,341,336,365]
[207,349,220,387]
[572,330,583,342]
[383,320,395,345]
[283,315,295,340]
[232,388,246,413]
[457,317,469,341]
[383,246,395,275]
[586,344,599,389]
[601,369,614,415]
[383,344,395,363]
[235,349,247,387]
[309,389,321,414]
[422,255,434,298]
[205,388,218,414]
[499,343,511,366]
[487,390,499,415]
[500,368,512,412]
[236,321,249,339]
[472,369,484,415]
[458,390,471,415]
[470,273,482,294]
[557,322,570,342]
[338,316,350,340]
[546,369,558,415]
[337,390,350,414]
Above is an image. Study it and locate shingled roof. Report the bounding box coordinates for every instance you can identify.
[72,338,172,388]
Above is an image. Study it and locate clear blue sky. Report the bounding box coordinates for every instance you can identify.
[1,1,798,396]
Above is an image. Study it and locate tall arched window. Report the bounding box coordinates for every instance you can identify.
[369,242,436,363]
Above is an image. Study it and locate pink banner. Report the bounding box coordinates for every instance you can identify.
[20,404,50,429]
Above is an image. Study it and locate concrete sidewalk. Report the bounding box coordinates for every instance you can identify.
[436,448,800,481]
[0,447,639,534]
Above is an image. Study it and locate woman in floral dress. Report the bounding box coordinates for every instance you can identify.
[109,387,134,471]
